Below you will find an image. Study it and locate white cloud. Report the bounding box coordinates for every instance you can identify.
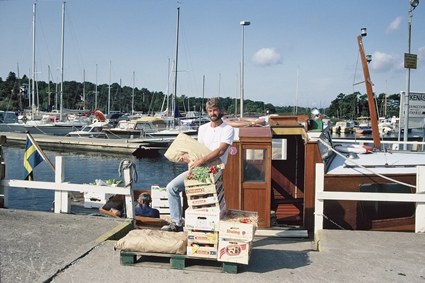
[418,46,425,62]
[369,51,398,72]
[251,48,282,66]
[386,16,402,34]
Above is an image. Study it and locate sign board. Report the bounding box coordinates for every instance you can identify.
[404,53,417,69]
[399,91,425,129]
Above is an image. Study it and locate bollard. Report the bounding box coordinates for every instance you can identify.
[120,160,136,227]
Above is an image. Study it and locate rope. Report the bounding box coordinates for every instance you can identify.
[315,212,346,230]
[318,139,417,189]
[118,159,138,188]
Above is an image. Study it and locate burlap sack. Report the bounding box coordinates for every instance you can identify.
[164,133,223,168]
[114,229,187,254]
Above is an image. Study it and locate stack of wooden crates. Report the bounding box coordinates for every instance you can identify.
[184,169,258,265]
[216,209,257,265]
[184,169,226,259]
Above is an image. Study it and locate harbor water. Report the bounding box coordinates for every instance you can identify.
[2,145,187,212]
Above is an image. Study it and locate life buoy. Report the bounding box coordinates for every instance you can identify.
[93,110,106,122]
[92,119,98,124]
[223,117,266,128]
[334,144,373,154]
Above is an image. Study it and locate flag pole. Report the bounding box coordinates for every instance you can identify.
[26,131,55,172]
[25,131,78,201]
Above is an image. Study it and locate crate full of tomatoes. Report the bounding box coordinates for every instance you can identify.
[218,209,258,241]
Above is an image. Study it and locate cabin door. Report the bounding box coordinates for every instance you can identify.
[271,135,305,226]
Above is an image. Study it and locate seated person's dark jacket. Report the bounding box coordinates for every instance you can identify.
[135,203,160,218]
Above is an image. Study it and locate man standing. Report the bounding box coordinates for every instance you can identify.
[163,97,234,232]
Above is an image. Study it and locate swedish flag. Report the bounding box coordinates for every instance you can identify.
[23,136,44,180]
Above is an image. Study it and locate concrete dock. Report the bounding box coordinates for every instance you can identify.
[1,208,425,283]
[2,132,171,156]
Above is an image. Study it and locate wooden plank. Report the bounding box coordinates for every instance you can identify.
[317,191,425,202]
[255,228,308,238]
[416,166,425,233]
[314,163,325,241]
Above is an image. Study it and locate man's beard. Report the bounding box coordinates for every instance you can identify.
[209,113,223,122]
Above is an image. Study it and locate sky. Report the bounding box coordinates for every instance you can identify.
[1,0,425,110]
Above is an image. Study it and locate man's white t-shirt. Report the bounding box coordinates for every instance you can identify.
[197,122,234,165]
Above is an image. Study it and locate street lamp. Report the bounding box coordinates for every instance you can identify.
[240,20,250,118]
[403,0,419,149]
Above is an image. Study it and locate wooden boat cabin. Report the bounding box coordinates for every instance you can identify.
[222,115,424,237]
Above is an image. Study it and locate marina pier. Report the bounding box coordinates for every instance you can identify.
[3,132,170,156]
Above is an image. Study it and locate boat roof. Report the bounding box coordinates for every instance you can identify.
[134,116,165,124]
[327,150,425,175]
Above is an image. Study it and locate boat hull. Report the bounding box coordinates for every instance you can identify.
[323,174,416,231]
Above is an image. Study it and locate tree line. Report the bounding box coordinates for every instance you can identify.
[0,71,401,119]
[327,92,401,120]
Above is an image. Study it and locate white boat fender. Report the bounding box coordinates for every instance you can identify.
[333,144,373,154]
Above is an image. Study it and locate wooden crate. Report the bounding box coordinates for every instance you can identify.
[187,185,224,208]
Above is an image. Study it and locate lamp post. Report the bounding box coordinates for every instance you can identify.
[240,20,250,118]
[403,0,419,149]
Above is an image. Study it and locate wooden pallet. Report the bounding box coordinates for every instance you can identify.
[120,251,239,274]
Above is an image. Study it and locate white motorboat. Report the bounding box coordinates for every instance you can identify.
[331,121,355,133]
[66,121,111,138]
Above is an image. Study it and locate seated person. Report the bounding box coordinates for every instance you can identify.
[135,192,160,218]
[110,192,160,218]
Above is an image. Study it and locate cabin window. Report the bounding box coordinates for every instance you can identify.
[272,139,287,160]
[359,183,415,221]
[136,124,146,130]
[243,149,266,182]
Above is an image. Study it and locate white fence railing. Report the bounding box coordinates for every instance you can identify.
[314,163,425,244]
[332,138,425,151]
[0,156,135,219]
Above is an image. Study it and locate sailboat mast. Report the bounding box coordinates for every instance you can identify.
[108,61,111,114]
[60,1,65,121]
[295,66,299,115]
[202,75,205,114]
[47,65,51,108]
[384,80,387,117]
[132,71,135,115]
[31,3,36,120]
[83,69,86,110]
[17,63,22,110]
[95,64,98,110]
[357,34,380,149]
[172,7,180,117]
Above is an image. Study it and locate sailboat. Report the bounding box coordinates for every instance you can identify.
[13,3,90,136]
[153,7,197,136]
[218,28,425,234]
[311,30,425,231]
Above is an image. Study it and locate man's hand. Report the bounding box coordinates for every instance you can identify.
[182,153,191,163]
[189,158,204,169]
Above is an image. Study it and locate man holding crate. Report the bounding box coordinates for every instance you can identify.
[162,97,234,232]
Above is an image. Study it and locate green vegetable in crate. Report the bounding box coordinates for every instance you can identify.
[188,166,219,183]
[92,179,123,186]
